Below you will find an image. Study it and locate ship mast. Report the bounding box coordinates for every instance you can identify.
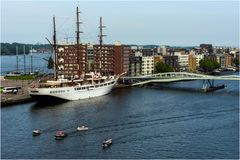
[16,46,18,72]
[23,45,26,74]
[53,16,58,80]
[30,45,33,73]
[76,6,83,78]
[98,16,106,73]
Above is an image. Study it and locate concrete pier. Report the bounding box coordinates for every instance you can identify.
[1,79,33,106]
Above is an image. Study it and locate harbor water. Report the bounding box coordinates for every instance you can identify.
[1,79,239,159]
[1,54,52,75]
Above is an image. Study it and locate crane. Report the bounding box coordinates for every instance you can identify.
[64,36,75,44]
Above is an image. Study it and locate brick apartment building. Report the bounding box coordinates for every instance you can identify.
[56,42,130,79]
[93,42,130,76]
[188,54,197,72]
[163,55,179,72]
[114,43,130,75]
[93,44,115,75]
[57,44,87,79]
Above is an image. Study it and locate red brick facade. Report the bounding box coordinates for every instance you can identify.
[57,44,87,79]
[57,43,130,78]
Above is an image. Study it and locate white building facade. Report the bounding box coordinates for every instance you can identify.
[195,54,204,67]
[141,56,154,75]
[174,52,189,71]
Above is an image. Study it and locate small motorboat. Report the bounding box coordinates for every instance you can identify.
[55,131,67,140]
[32,129,41,136]
[102,138,112,148]
[77,125,89,131]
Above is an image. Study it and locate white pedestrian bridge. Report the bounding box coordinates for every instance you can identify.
[122,72,240,86]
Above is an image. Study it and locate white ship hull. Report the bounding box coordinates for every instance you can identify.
[29,79,117,101]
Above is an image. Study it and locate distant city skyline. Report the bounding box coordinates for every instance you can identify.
[1,0,239,47]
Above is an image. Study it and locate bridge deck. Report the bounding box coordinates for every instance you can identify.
[122,72,240,86]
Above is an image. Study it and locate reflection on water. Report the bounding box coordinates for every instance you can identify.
[31,99,67,109]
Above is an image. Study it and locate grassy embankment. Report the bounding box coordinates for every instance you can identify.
[1,75,36,93]
[4,75,36,80]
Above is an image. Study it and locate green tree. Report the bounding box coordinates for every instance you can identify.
[213,61,220,69]
[47,56,54,71]
[1,46,10,54]
[154,61,174,73]
[199,58,220,72]
[233,58,239,67]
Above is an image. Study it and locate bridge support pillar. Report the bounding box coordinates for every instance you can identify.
[202,79,212,90]
[202,79,224,92]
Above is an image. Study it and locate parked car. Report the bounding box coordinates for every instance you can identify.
[2,87,18,94]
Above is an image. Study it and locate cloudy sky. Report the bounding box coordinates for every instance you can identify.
[1,0,239,46]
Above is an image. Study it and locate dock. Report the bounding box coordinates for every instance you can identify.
[1,79,33,106]
[201,84,225,93]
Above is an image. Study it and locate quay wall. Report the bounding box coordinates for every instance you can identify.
[1,79,33,106]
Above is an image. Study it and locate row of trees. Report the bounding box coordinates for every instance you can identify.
[1,43,51,55]
[154,61,174,73]
[199,59,220,72]
[154,58,221,73]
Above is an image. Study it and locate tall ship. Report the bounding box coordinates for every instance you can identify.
[28,7,124,101]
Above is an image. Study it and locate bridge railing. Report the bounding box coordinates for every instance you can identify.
[123,72,240,80]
